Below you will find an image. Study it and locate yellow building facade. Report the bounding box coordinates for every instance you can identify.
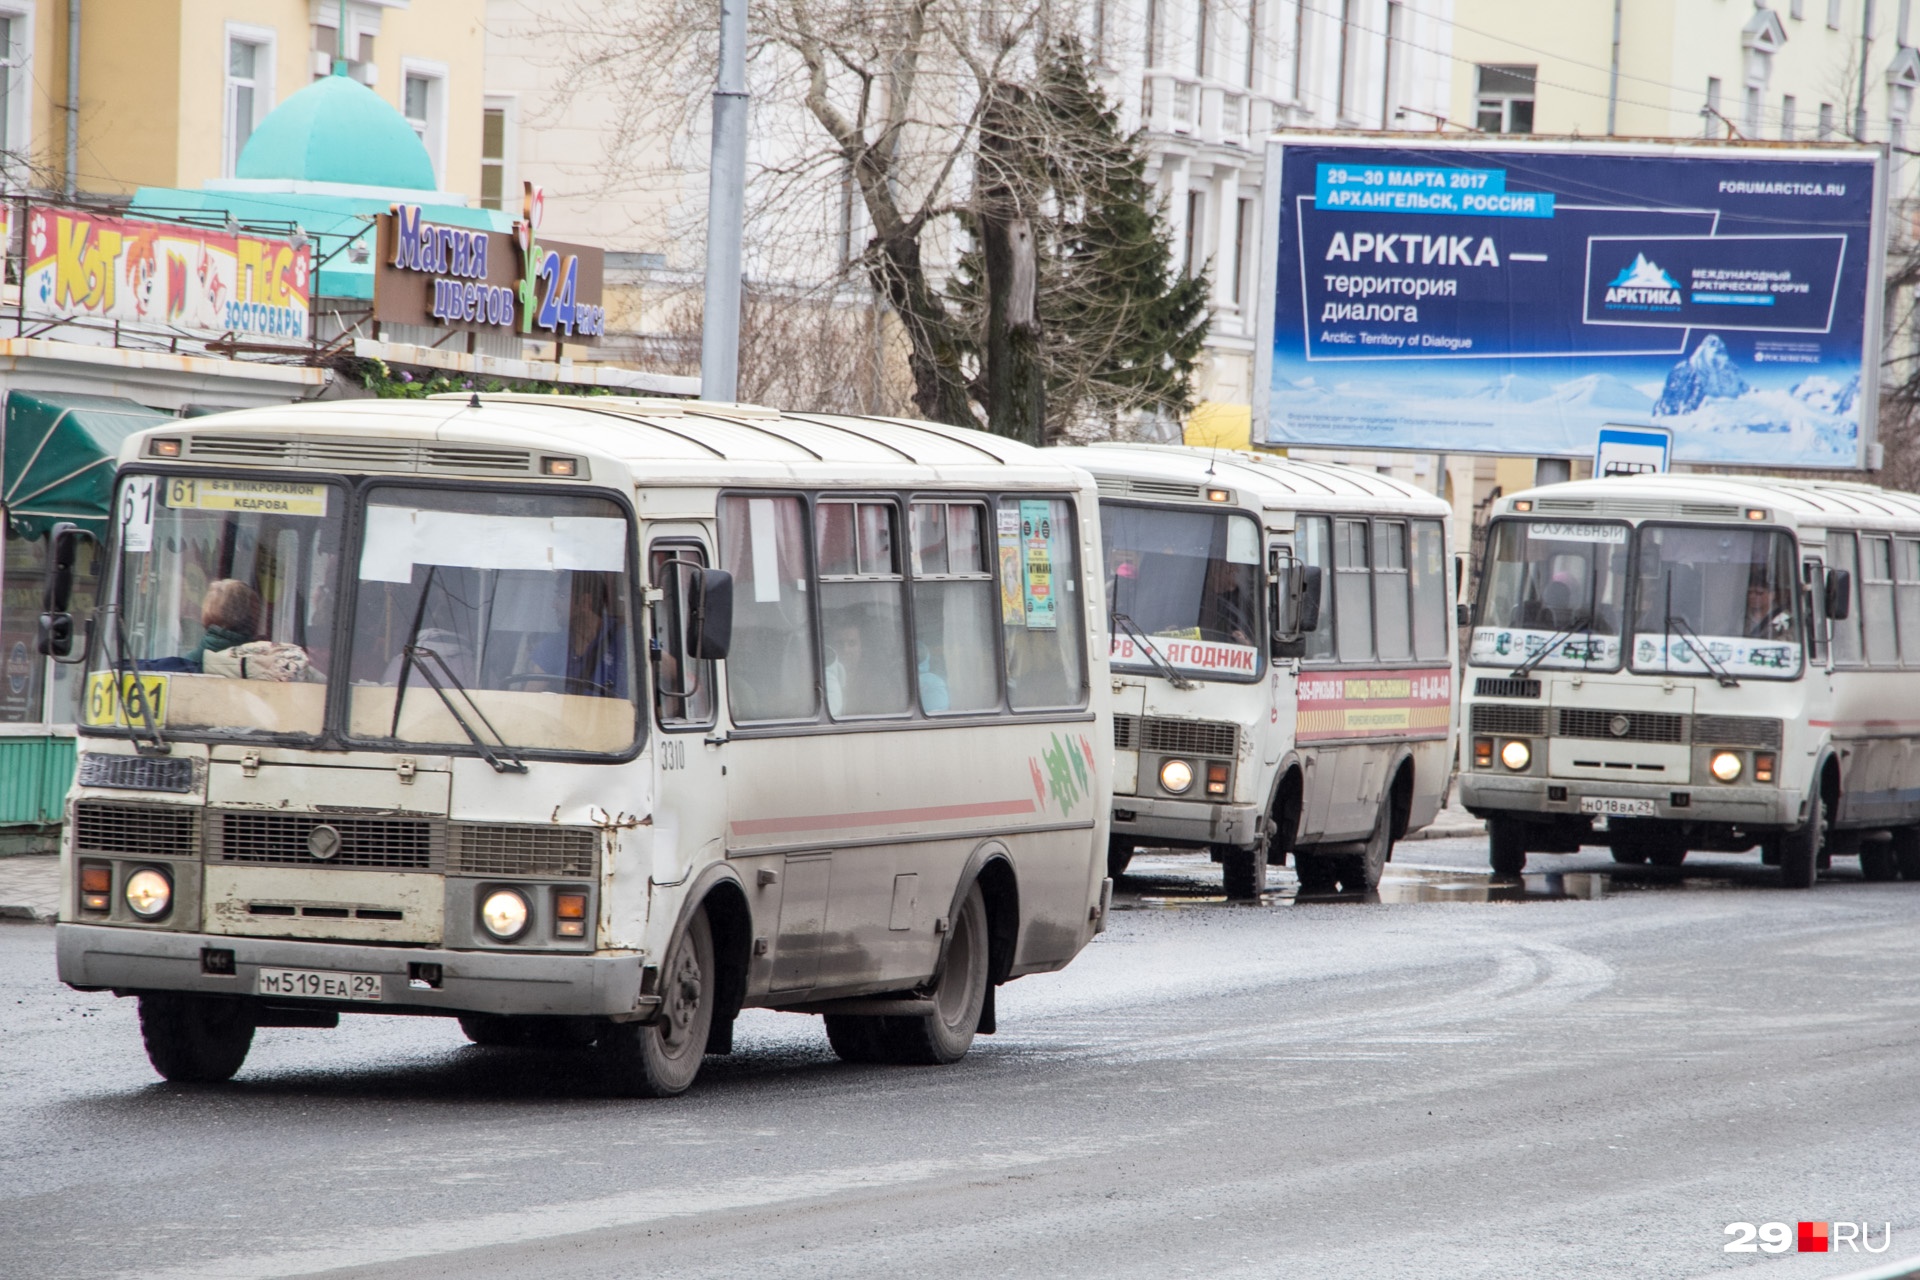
[0,0,485,199]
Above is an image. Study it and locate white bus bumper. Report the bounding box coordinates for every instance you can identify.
[1459,774,1800,827]
[55,923,646,1018]
[1111,796,1264,849]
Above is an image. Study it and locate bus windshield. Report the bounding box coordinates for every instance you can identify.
[346,487,639,754]
[1102,502,1264,680]
[1630,524,1802,679]
[1471,519,1629,672]
[93,473,344,738]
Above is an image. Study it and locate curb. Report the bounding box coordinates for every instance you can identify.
[1406,822,1486,841]
[0,904,54,923]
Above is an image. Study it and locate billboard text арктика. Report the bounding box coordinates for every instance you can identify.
[1255,140,1884,468]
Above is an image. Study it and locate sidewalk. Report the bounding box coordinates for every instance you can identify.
[1407,800,1484,841]
[0,856,58,922]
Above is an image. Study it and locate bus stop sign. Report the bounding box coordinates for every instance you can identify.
[1595,425,1672,477]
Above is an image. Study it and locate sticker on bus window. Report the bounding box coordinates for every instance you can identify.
[998,508,1025,624]
[119,477,156,553]
[164,477,329,518]
[1020,499,1057,630]
[83,671,169,728]
[1526,522,1627,544]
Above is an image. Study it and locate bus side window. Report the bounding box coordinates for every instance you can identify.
[1409,520,1448,661]
[1296,516,1334,661]
[1373,521,1411,662]
[718,495,819,722]
[1863,535,1897,668]
[1334,518,1373,663]
[1828,533,1863,666]
[1803,557,1829,665]
[996,496,1087,710]
[910,501,998,713]
[649,544,716,728]
[1897,540,1920,667]
[817,500,911,719]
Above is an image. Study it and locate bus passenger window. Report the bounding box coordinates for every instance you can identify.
[817,500,910,718]
[1897,540,1920,666]
[719,495,819,721]
[1373,521,1411,662]
[650,546,715,726]
[910,502,998,713]
[1863,536,1897,667]
[1409,520,1448,660]
[1828,533,1863,666]
[997,497,1087,709]
[1334,519,1373,663]
[1296,517,1334,661]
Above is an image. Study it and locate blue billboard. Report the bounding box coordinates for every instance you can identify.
[1256,140,1884,467]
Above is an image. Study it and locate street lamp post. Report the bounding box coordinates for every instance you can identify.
[700,0,748,403]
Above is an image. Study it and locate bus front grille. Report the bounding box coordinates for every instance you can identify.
[1556,709,1687,744]
[1469,704,1549,737]
[1472,677,1540,700]
[213,813,443,870]
[77,754,195,794]
[73,802,201,857]
[1114,715,1238,759]
[450,825,597,878]
[1692,716,1784,748]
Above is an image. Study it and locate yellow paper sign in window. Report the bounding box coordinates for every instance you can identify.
[83,671,170,727]
[164,477,329,517]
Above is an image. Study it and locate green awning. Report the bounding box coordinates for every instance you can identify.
[3,391,172,540]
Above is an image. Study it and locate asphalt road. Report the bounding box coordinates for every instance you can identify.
[4,838,1920,1280]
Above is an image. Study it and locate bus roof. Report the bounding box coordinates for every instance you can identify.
[1500,473,1920,525]
[1055,443,1449,508]
[121,395,1092,487]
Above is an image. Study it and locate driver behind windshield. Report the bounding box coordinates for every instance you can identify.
[526,576,628,697]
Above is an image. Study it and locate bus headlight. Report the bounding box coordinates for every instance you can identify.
[1500,740,1531,771]
[124,868,172,919]
[1710,751,1743,783]
[480,889,530,940]
[1160,759,1195,794]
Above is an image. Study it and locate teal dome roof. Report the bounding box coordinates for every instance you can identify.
[234,72,437,191]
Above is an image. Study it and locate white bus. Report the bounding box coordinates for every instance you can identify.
[1053,445,1458,898]
[1462,473,1920,888]
[47,395,1114,1094]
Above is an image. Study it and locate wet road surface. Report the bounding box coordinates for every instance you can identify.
[4,836,1919,1279]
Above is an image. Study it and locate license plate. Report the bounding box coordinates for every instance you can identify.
[254,967,384,1002]
[1579,796,1657,818]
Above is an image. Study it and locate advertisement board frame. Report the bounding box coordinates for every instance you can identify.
[1253,135,1888,470]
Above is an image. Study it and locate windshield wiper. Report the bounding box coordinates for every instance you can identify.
[1111,612,1198,691]
[1511,613,1591,680]
[108,546,168,756]
[1666,615,1740,688]
[401,645,528,773]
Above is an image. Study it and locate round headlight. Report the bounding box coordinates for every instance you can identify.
[1711,751,1743,783]
[1160,759,1195,794]
[1500,740,1531,771]
[124,868,172,919]
[480,889,530,940]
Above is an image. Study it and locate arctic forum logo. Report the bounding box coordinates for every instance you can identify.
[1604,254,1684,310]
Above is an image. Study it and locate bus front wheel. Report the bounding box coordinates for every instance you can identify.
[138,992,254,1083]
[1487,815,1527,877]
[1221,843,1270,901]
[603,907,715,1097]
[1773,789,1824,890]
[1893,827,1920,880]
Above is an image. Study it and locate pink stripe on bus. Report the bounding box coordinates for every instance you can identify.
[730,797,1038,838]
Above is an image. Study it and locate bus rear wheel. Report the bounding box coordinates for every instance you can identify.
[1859,839,1900,882]
[602,908,714,1097]
[1487,814,1528,876]
[1107,836,1135,879]
[1894,827,1920,880]
[1221,843,1270,901]
[828,884,990,1067]
[138,992,254,1083]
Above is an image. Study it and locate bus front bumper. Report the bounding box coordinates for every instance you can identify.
[55,923,647,1018]
[1111,796,1263,849]
[1458,773,1801,828]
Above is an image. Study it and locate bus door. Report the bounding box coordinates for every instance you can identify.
[1265,537,1298,768]
[646,530,729,891]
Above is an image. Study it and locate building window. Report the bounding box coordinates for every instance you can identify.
[1819,100,1835,138]
[1828,0,1842,29]
[1781,94,1797,139]
[224,27,274,179]
[401,61,448,187]
[1475,65,1536,134]
[1336,0,1355,119]
[1184,189,1206,277]
[1291,0,1307,104]
[1195,0,1209,77]
[1245,0,1259,90]
[1233,196,1253,308]
[1789,0,1803,17]
[1381,1,1401,128]
[1743,84,1761,137]
[1705,76,1723,136]
[1146,0,1160,65]
[0,14,21,177]
[1904,0,1914,47]
[480,96,515,210]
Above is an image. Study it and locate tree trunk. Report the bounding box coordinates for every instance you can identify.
[981,213,1045,445]
[869,228,973,427]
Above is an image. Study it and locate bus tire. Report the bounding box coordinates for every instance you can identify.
[1107,836,1135,879]
[138,992,254,1084]
[457,1013,525,1047]
[1777,788,1823,890]
[603,907,715,1097]
[1344,799,1392,892]
[1859,840,1900,882]
[876,884,990,1066]
[1610,845,1649,865]
[823,1014,889,1064]
[1893,827,1920,880]
[1221,843,1269,900]
[1292,851,1338,894]
[1488,815,1527,877]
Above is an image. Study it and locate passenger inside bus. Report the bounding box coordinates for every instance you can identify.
[148,578,315,681]
[1745,576,1793,638]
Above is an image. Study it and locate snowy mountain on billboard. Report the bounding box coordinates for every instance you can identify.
[1539,373,1655,412]
[1654,334,1748,415]
[1609,254,1682,290]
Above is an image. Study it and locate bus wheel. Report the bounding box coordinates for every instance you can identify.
[879,884,990,1066]
[138,993,254,1084]
[1344,800,1392,892]
[823,1014,889,1063]
[1221,843,1270,900]
[1293,851,1338,894]
[1487,815,1527,877]
[1859,839,1900,882]
[1107,836,1135,879]
[1777,789,1823,890]
[1893,827,1920,880]
[457,1014,526,1047]
[603,908,715,1097]
[1610,845,1649,865]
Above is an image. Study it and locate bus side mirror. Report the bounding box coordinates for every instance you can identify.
[1297,565,1323,634]
[36,523,92,659]
[1825,567,1852,621]
[1456,602,1471,627]
[687,568,733,660]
